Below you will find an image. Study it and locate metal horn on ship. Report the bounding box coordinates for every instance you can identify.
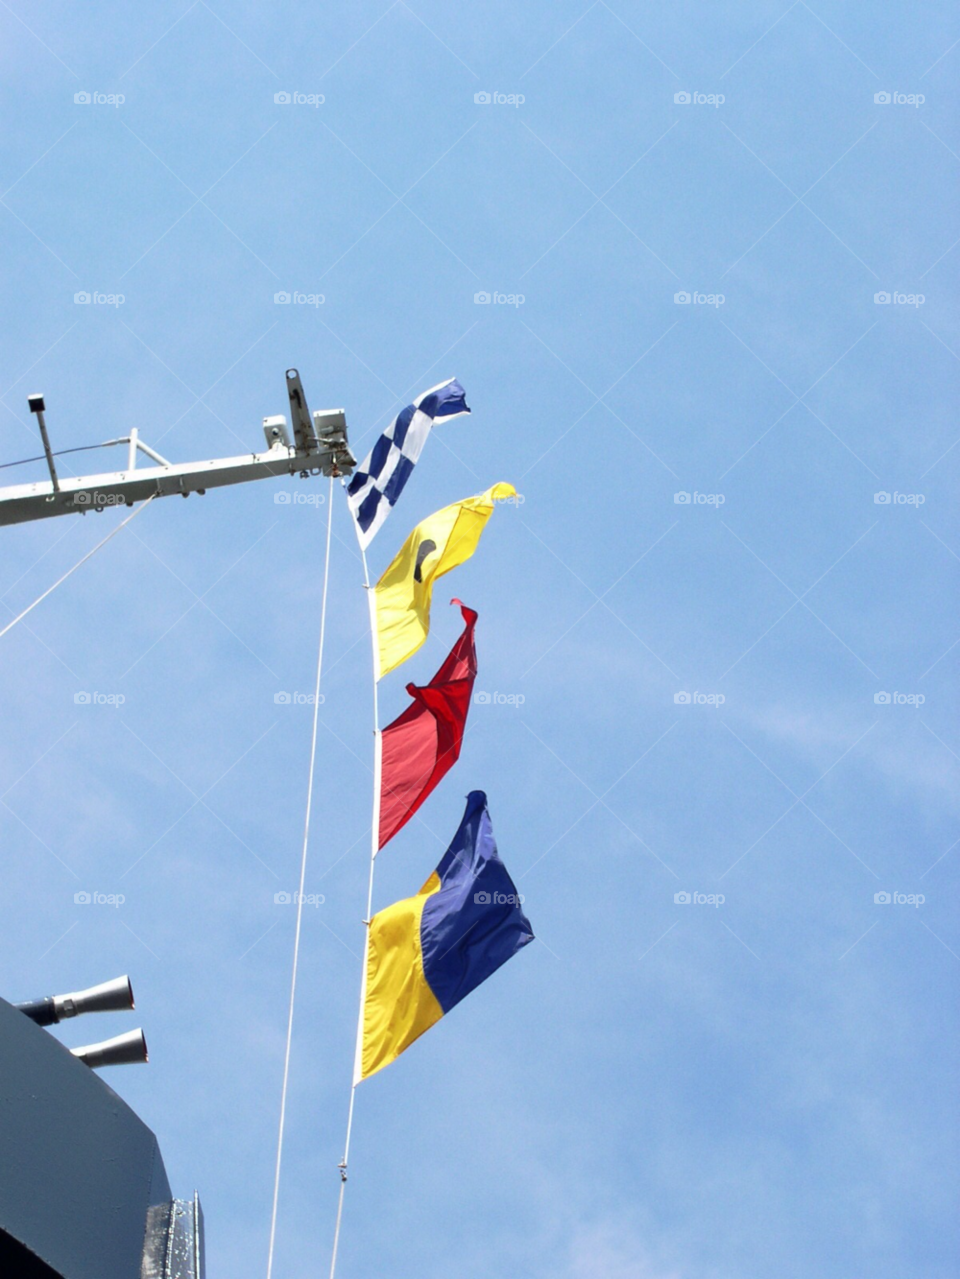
[15,975,134,1026]
[71,1028,148,1069]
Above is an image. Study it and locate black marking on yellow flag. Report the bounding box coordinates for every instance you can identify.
[414,539,437,583]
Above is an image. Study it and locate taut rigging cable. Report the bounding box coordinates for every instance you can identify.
[266,476,336,1279]
[0,494,157,642]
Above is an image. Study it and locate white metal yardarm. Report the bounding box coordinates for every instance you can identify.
[1,370,354,527]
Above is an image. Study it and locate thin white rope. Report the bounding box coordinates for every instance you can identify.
[266,477,335,1279]
[329,538,381,1279]
[0,495,157,641]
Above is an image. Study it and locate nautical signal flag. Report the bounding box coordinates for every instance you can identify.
[355,790,533,1083]
[373,482,515,679]
[346,379,470,550]
[377,600,478,852]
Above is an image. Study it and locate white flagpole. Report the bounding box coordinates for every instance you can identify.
[329,532,381,1279]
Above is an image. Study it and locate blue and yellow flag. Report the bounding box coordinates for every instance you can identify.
[355,790,533,1082]
[372,482,515,679]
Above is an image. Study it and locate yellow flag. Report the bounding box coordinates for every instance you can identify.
[373,482,515,679]
[355,870,444,1082]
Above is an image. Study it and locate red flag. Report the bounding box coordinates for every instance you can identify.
[378,600,478,850]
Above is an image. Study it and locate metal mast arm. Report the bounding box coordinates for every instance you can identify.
[1,374,355,528]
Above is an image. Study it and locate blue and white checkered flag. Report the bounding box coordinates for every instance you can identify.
[346,378,470,550]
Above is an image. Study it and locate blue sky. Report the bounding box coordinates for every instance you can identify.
[1,3,958,1276]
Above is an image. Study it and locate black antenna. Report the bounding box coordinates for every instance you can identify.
[27,393,60,494]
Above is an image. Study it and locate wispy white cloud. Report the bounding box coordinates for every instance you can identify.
[565,1220,681,1279]
[739,701,960,810]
